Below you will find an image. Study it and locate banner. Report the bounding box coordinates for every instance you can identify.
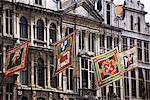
[92,48,123,87]
[54,32,74,76]
[5,41,29,77]
[119,47,138,71]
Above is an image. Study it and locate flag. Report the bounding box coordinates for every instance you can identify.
[119,47,138,71]
[5,41,29,77]
[92,47,123,87]
[54,32,74,76]
[113,0,125,17]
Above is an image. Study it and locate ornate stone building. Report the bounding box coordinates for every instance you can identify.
[0,0,150,100]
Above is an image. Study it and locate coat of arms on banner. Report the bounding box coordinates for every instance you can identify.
[92,47,123,87]
[5,41,29,77]
[54,32,74,76]
[119,47,138,71]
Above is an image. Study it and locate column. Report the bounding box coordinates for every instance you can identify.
[85,30,89,52]
[149,42,150,63]
[127,38,130,49]
[31,52,35,87]
[120,79,124,100]
[128,71,132,100]
[44,63,47,88]
[3,9,6,35]
[106,85,109,100]
[2,45,6,100]
[47,23,49,47]
[95,32,100,55]
[63,70,67,92]
[30,16,34,46]
[58,73,62,90]
[13,11,17,38]
[57,25,61,41]
[104,34,107,52]
[62,26,66,38]
[47,54,50,88]
[142,41,144,62]
[135,68,139,99]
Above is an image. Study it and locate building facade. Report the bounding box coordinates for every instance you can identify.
[0,0,150,100]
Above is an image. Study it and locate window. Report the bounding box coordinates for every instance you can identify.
[137,40,142,61]
[35,0,42,5]
[50,53,58,88]
[6,83,13,100]
[37,58,44,87]
[6,9,13,35]
[114,37,119,48]
[37,19,44,41]
[66,68,74,90]
[37,97,45,100]
[79,30,85,50]
[21,97,28,100]
[88,33,95,52]
[130,38,134,48]
[146,69,150,98]
[100,34,105,54]
[137,17,140,32]
[130,15,133,30]
[124,78,129,97]
[65,27,73,36]
[80,58,95,89]
[20,17,28,38]
[20,67,28,85]
[49,23,57,43]
[144,41,149,62]
[101,86,106,99]
[123,36,127,51]
[131,69,136,97]
[106,4,111,25]
[97,0,102,11]
[115,81,121,98]
[107,36,112,51]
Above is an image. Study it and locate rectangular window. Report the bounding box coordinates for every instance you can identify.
[88,33,95,52]
[65,27,73,36]
[6,9,13,35]
[100,34,105,54]
[79,30,85,50]
[107,36,112,51]
[130,38,134,48]
[123,36,127,51]
[35,0,42,5]
[50,53,58,88]
[114,37,119,48]
[124,78,129,97]
[137,40,142,61]
[80,58,94,89]
[144,41,149,62]
[101,86,106,99]
[66,68,74,90]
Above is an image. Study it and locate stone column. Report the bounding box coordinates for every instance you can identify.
[63,70,67,92]
[47,23,50,47]
[57,25,61,41]
[85,30,89,52]
[95,32,100,55]
[62,26,66,38]
[149,42,150,63]
[58,73,62,90]
[47,54,50,88]
[2,45,6,100]
[3,9,6,35]
[120,79,124,100]
[106,85,109,100]
[30,16,34,46]
[142,41,144,62]
[128,71,132,100]
[31,52,35,87]
[135,68,139,99]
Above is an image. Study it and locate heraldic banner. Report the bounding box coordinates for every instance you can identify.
[119,47,138,71]
[5,41,29,77]
[92,47,123,87]
[54,32,74,76]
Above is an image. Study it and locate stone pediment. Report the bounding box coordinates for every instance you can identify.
[60,0,103,22]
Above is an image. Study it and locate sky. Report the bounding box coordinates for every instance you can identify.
[140,0,150,22]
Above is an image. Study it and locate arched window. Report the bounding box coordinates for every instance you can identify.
[37,19,44,41]
[130,15,133,30]
[20,16,28,38]
[37,97,45,100]
[37,58,44,87]
[107,4,110,25]
[97,0,102,11]
[137,17,140,32]
[49,23,57,43]
[21,96,28,100]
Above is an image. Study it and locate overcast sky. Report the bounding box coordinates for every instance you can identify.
[140,0,150,22]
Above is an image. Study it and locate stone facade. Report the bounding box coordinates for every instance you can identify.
[0,0,150,100]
